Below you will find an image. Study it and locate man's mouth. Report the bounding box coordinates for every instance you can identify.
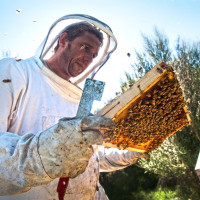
[69,59,89,77]
[71,61,85,77]
[77,61,84,68]
[76,62,84,72]
[77,60,88,73]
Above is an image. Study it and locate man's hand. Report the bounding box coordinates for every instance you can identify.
[38,116,115,179]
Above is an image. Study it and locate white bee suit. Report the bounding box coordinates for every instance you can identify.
[0,15,147,200]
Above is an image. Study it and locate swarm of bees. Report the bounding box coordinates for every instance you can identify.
[103,68,191,152]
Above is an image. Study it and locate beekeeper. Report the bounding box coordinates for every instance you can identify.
[0,14,148,200]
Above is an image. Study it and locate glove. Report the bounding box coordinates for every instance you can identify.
[38,116,115,179]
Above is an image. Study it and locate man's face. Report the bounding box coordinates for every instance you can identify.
[59,31,101,80]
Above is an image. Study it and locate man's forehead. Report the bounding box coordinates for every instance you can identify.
[76,31,102,46]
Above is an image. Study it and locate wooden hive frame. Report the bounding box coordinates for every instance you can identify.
[96,61,191,152]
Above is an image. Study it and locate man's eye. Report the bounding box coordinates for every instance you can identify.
[80,44,96,58]
[80,44,89,51]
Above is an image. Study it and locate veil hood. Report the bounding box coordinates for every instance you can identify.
[35,14,117,86]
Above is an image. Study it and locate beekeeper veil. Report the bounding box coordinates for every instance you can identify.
[35,14,117,86]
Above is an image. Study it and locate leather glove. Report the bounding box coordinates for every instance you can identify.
[38,116,115,179]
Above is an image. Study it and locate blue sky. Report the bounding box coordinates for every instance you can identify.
[1,0,200,110]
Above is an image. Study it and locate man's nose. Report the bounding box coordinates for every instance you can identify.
[83,54,93,66]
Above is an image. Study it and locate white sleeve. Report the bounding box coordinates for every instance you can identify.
[0,59,52,195]
[0,132,52,195]
[98,145,148,172]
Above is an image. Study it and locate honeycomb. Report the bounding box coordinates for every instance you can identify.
[102,67,191,152]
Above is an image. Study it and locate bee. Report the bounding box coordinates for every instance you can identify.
[146,93,151,98]
[2,79,11,83]
[16,9,22,13]
[156,67,163,74]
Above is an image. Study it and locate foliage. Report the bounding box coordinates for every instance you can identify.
[139,135,188,177]
[121,27,200,177]
[120,72,136,93]
[121,27,172,86]
[134,29,200,198]
[100,163,200,200]
[132,186,190,200]
[141,28,172,64]
[102,28,200,199]
[173,38,200,142]
[137,31,200,178]
[100,164,158,200]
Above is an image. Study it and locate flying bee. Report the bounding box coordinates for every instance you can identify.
[2,79,11,83]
